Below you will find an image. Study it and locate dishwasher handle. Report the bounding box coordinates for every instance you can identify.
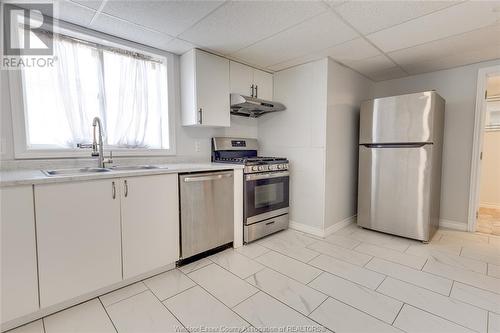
[183,173,233,182]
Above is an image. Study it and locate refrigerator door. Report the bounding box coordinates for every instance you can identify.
[357,144,433,241]
[360,91,436,144]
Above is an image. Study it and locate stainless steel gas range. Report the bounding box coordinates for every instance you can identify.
[212,137,289,243]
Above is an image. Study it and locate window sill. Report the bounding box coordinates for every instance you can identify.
[14,148,176,160]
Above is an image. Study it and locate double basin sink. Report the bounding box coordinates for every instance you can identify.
[43,165,168,177]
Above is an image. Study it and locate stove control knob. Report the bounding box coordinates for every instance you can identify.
[277,164,283,169]
[258,166,265,171]
[252,166,258,171]
[270,165,277,170]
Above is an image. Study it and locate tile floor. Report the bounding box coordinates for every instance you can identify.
[8,224,500,333]
[477,207,500,236]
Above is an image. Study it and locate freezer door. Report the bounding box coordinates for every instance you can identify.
[357,144,433,241]
[360,91,437,144]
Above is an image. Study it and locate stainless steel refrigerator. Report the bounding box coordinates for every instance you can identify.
[357,91,445,242]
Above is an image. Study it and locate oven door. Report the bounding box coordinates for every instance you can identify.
[244,171,289,224]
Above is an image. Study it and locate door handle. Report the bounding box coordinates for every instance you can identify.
[124,180,128,198]
[198,108,203,124]
[112,181,116,199]
[265,220,275,225]
[255,85,258,98]
[251,84,254,98]
[183,173,233,182]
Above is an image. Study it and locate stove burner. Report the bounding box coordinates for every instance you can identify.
[216,156,288,165]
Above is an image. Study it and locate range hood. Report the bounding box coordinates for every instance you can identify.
[230,93,286,118]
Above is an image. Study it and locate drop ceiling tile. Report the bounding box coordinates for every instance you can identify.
[90,13,173,50]
[367,67,408,82]
[68,0,102,10]
[268,38,380,72]
[367,1,500,53]
[389,24,500,67]
[164,38,197,55]
[334,1,461,34]
[232,11,358,68]
[267,54,324,72]
[342,54,395,75]
[323,38,381,63]
[401,44,500,75]
[179,1,329,54]
[101,0,224,36]
[29,0,96,26]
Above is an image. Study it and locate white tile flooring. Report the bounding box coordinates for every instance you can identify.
[8,225,500,333]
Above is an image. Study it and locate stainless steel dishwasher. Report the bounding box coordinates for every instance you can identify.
[179,170,234,259]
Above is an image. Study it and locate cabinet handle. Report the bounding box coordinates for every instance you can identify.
[112,181,116,199]
[124,180,128,198]
[198,108,203,124]
[251,84,254,98]
[255,85,258,98]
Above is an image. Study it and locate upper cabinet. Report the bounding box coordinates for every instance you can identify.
[181,49,230,127]
[229,61,273,100]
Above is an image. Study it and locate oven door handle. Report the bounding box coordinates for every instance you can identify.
[246,171,289,181]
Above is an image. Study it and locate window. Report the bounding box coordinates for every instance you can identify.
[13,24,173,157]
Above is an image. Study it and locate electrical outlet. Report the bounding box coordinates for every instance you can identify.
[194,140,201,153]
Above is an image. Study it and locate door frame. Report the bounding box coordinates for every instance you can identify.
[467,65,500,232]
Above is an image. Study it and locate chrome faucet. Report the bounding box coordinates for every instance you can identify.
[91,116,112,168]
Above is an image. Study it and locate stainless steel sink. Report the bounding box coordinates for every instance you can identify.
[43,167,112,176]
[110,165,168,171]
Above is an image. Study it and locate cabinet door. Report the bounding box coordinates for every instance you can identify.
[230,61,254,96]
[121,174,179,279]
[35,180,122,308]
[253,69,273,100]
[195,50,230,127]
[1,186,39,324]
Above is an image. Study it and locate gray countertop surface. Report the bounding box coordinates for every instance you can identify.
[0,163,244,187]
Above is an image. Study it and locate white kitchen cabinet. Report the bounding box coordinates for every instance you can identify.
[181,49,230,127]
[1,186,39,324]
[229,60,273,100]
[35,180,122,308]
[120,174,179,279]
[253,69,273,100]
[229,61,254,96]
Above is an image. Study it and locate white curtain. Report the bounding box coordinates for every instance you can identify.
[53,36,104,146]
[103,50,167,149]
[22,33,168,149]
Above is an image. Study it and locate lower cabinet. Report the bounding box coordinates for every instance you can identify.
[35,179,123,308]
[1,186,39,325]
[34,174,180,309]
[121,174,179,279]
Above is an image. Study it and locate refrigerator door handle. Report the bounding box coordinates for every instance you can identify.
[361,143,430,148]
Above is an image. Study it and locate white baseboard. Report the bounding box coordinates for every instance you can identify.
[439,219,468,231]
[324,215,357,237]
[289,215,356,238]
[289,220,324,237]
[480,203,500,210]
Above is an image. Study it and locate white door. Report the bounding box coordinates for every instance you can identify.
[196,50,230,127]
[230,61,254,96]
[35,180,122,308]
[121,174,179,279]
[253,69,273,100]
[1,186,39,324]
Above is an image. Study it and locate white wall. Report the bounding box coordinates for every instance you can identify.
[324,59,373,229]
[373,59,500,227]
[259,58,374,234]
[479,130,500,208]
[259,59,328,230]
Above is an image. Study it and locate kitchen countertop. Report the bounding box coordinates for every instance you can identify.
[0,163,244,187]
